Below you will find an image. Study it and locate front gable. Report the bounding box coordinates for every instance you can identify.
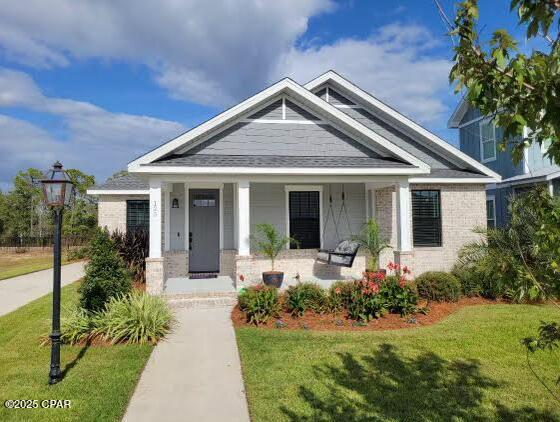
[179,96,380,158]
[305,71,501,180]
[129,78,430,173]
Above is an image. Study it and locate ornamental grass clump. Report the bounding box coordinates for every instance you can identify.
[60,307,94,345]
[285,282,327,317]
[238,284,280,325]
[93,291,174,345]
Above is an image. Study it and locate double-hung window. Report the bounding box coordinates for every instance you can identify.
[480,118,497,163]
[286,186,321,249]
[411,190,442,247]
[126,200,149,234]
[486,196,496,228]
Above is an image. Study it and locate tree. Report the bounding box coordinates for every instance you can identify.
[446,0,560,165]
[441,0,560,401]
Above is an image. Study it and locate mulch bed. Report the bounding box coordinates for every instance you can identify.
[231,297,498,331]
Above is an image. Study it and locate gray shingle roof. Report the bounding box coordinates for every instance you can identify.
[91,173,148,191]
[423,169,489,178]
[149,154,413,168]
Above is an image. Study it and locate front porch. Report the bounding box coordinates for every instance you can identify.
[145,177,414,295]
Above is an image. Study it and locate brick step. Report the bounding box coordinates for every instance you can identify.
[165,292,238,309]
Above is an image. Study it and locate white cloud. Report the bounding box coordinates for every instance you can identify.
[0,2,452,124]
[0,0,334,106]
[0,68,185,188]
[276,23,452,123]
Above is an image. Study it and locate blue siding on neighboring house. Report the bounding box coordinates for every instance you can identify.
[459,122,524,179]
[526,142,559,173]
[487,186,514,227]
[459,106,482,125]
[554,179,560,196]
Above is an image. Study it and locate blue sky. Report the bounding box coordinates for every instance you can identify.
[0,0,530,189]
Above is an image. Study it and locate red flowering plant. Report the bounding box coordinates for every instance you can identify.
[380,262,418,316]
[347,271,387,321]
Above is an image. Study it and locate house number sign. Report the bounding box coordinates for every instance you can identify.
[152,200,159,218]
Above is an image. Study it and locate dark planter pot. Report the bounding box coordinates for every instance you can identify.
[262,271,284,288]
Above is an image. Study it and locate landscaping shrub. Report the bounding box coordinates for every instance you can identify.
[415,272,461,302]
[111,229,149,283]
[347,276,387,321]
[456,188,560,302]
[285,282,327,317]
[327,281,354,312]
[238,285,280,325]
[60,307,94,345]
[93,291,174,344]
[380,275,419,316]
[79,228,132,312]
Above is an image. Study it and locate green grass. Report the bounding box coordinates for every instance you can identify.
[0,282,153,421]
[0,252,72,280]
[236,304,560,421]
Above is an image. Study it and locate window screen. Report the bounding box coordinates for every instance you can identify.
[412,190,442,247]
[289,191,320,249]
[126,200,149,234]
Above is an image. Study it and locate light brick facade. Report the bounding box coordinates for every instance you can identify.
[375,184,486,277]
[96,183,486,293]
[97,194,148,233]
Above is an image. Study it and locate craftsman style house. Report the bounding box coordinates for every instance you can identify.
[88,71,499,294]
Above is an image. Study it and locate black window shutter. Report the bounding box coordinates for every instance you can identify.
[289,191,320,249]
[126,200,150,234]
[411,190,442,247]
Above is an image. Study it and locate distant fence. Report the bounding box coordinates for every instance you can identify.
[0,235,91,251]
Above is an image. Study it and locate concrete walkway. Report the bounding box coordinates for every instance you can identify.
[0,262,85,317]
[123,306,251,422]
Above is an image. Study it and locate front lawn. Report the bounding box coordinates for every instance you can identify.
[0,282,153,422]
[236,304,560,421]
[0,251,72,281]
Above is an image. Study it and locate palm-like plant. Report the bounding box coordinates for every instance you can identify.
[251,223,298,271]
[352,219,391,271]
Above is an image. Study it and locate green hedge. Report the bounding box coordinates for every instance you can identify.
[415,272,461,302]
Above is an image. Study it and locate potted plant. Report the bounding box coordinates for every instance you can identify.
[352,218,391,275]
[252,223,298,287]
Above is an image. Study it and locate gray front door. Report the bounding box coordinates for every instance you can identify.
[189,189,220,273]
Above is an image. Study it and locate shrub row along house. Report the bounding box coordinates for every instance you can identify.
[87,71,499,294]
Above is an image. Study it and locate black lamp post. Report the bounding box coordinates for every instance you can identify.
[40,161,74,385]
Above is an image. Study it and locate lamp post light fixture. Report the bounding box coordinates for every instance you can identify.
[40,161,74,385]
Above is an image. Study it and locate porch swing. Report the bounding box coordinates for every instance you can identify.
[316,184,360,268]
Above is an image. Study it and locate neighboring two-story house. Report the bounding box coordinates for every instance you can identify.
[449,100,560,227]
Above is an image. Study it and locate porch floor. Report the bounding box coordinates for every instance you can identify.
[163,275,358,295]
[165,276,236,295]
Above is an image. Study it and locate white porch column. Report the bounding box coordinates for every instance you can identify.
[163,184,170,252]
[396,179,412,252]
[184,183,189,251]
[237,180,251,256]
[149,179,162,258]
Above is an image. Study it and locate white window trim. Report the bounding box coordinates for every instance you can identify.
[284,185,323,250]
[486,195,496,228]
[480,118,497,163]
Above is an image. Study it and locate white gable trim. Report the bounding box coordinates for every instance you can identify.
[305,71,500,181]
[86,189,149,195]
[134,165,427,176]
[128,78,429,172]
